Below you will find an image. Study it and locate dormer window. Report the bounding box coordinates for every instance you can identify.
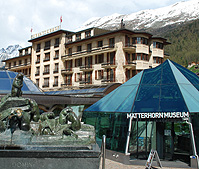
[85,30,91,38]
[76,34,81,41]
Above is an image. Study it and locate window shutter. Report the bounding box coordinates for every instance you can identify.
[95,70,97,80]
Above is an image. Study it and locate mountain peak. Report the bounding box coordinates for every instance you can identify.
[78,0,199,31]
[0,45,22,68]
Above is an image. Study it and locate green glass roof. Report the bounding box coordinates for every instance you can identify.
[85,60,199,113]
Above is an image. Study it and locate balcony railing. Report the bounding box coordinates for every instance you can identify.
[80,65,93,71]
[43,58,50,62]
[101,62,116,69]
[62,45,116,59]
[43,71,50,75]
[42,84,49,88]
[61,68,73,74]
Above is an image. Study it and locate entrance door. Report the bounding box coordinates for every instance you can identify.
[163,122,190,162]
[129,121,155,159]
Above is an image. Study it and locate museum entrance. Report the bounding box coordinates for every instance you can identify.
[129,121,191,163]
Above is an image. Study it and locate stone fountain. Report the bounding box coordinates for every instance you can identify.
[0,73,101,169]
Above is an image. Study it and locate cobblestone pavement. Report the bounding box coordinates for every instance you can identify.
[100,159,188,169]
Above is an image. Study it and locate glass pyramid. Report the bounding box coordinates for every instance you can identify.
[85,60,199,113]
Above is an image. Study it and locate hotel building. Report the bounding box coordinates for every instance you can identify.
[3,46,32,79]
[4,26,170,91]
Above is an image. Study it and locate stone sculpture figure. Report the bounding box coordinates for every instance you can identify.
[0,73,40,134]
[11,72,23,97]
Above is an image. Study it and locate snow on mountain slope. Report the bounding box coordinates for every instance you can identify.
[0,45,21,68]
[78,0,199,31]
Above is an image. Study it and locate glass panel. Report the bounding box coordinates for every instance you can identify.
[8,71,17,78]
[133,85,160,112]
[0,79,12,90]
[160,85,188,112]
[140,65,161,85]
[82,112,128,152]
[0,72,9,78]
[172,61,199,89]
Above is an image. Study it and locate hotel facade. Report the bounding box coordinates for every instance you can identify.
[4,26,170,91]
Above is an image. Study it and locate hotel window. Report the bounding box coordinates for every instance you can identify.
[44,65,50,74]
[95,70,103,80]
[68,48,72,56]
[14,61,16,67]
[76,34,81,41]
[85,71,92,84]
[77,45,82,52]
[95,54,104,64]
[65,74,72,85]
[44,52,50,61]
[153,57,163,64]
[43,78,49,87]
[137,54,141,60]
[87,43,92,52]
[36,79,39,87]
[75,58,82,67]
[54,50,59,59]
[107,68,115,82]
[36,44,41,52]
[85,30,91,38]
[36,55,40,63]
[153,42,163,49]
[44,40,51,50]
[98,40,103,47]
[109,38,115,48]
[19,60,22,65]
[36,66,40,76]
[9,63,11,69]
[53,76,58,86]
[75,72,82,82]
[54,38,59,47]
[54,63,59,73]
[25,49,28,55]
[24,59,27,65]
[68,36,72,42]
[107,52,115,64]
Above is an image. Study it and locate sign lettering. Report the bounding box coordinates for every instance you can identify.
[127,112,189,119]
[31,26,61,39]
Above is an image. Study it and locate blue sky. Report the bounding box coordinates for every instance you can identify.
[0,0,189,48]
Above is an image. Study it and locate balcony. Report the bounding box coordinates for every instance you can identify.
[123,43,136,52]
[43,71,50,75]
[36,48,40,53]
[54,43,59,48]
[101,77,115,83]
[61,68,73,74]
[101,62,117,69]
[44,46,50,51]
[35,72,40,76]
[61,82,72,86]
[79,80,92,86]
[123,61,136,69]
[35,60,40,64]
[42,84,49,88]
[53,83,58,87]
[80,65,93,71]
[62,45,117,60]
[53,70,59,73]
[43,58,50,62]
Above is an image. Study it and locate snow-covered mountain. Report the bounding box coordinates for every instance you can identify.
[0,45,21,68]
[78,0,199,31]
